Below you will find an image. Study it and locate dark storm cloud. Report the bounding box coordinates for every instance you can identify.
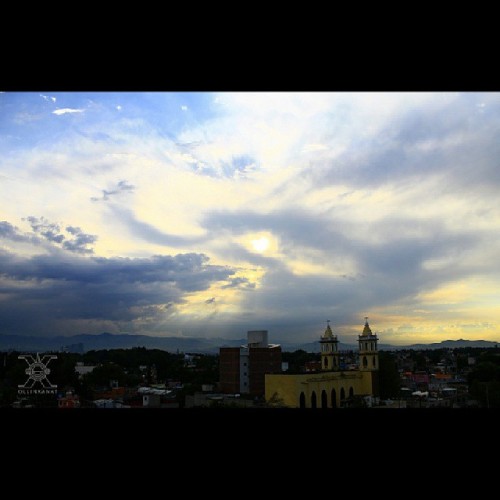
[111,207,207,247]
[0,249,238,336]
[19,216,97,254]
[91,180,135,202]
[0,221,25,241]
[199,207,488,341]
[159,268,372,342]
[203,208,350,251]
[63,226,97,254]
[25,216,65,243]
[202,201,485,287]
[312,94,500,191]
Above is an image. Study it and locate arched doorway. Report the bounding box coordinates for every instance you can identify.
[299,392,306,409]
[321,390,328,409]
[311,391,317,409]
[340,387,345,402]
[349,387,354,398]
[331,389,337,408]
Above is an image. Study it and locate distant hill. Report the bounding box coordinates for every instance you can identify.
[0,333,498,354]
[386,339,500,350]
[0,333,246,354]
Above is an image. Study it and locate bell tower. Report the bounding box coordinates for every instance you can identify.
[320,320,340,371]
[358,317,379,371]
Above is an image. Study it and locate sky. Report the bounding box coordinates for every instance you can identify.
[0,91,499,346]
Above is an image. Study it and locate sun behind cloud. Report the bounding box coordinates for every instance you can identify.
[251,236,269,253]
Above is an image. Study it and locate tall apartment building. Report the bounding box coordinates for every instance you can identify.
[219,330,282,397]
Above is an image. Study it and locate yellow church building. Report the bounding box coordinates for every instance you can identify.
[265,319,380,408]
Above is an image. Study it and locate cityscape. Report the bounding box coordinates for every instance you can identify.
[1,318,498,409]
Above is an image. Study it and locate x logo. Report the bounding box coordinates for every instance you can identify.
[18,354,58,389]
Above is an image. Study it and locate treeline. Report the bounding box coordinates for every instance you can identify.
[0,348,219,406]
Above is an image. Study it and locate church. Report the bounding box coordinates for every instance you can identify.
[265,319,380,408]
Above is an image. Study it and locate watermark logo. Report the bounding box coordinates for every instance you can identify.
[18,353,57,395]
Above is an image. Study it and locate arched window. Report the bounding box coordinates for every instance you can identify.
[363,356,368,368]
[311,391,317,409]
[349,387,354,398]
[321,390,328,409]
[373,356,376,367]
[324,357,328,368]
[331,389,337,408]
[340,387,345,400]
[299,392,306,409]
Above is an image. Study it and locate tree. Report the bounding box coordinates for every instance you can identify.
[282,350,320,373]
[378,351,401,399]
[82,362,127,388]
[468,361,500,407]
[266,392,286,408]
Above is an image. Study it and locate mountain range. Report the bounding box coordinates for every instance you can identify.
[0,333,498,354]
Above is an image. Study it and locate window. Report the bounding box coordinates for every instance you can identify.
[243,362,247,366]
[300,392,306,409]
[331,389,337,408]
[244,372,247,376]
[363,356,368,368]
[373,357,376,367]
[311,391,317,409]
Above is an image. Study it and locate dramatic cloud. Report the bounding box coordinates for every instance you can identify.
[0,246,241,336]
[26,216,65,243]
[0,221,23,240]
[63,226,97,254]
[10,217,98,255]
[0,92,499,344]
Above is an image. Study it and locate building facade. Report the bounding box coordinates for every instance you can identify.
[219,330,282,396]
[265,319,379,408]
